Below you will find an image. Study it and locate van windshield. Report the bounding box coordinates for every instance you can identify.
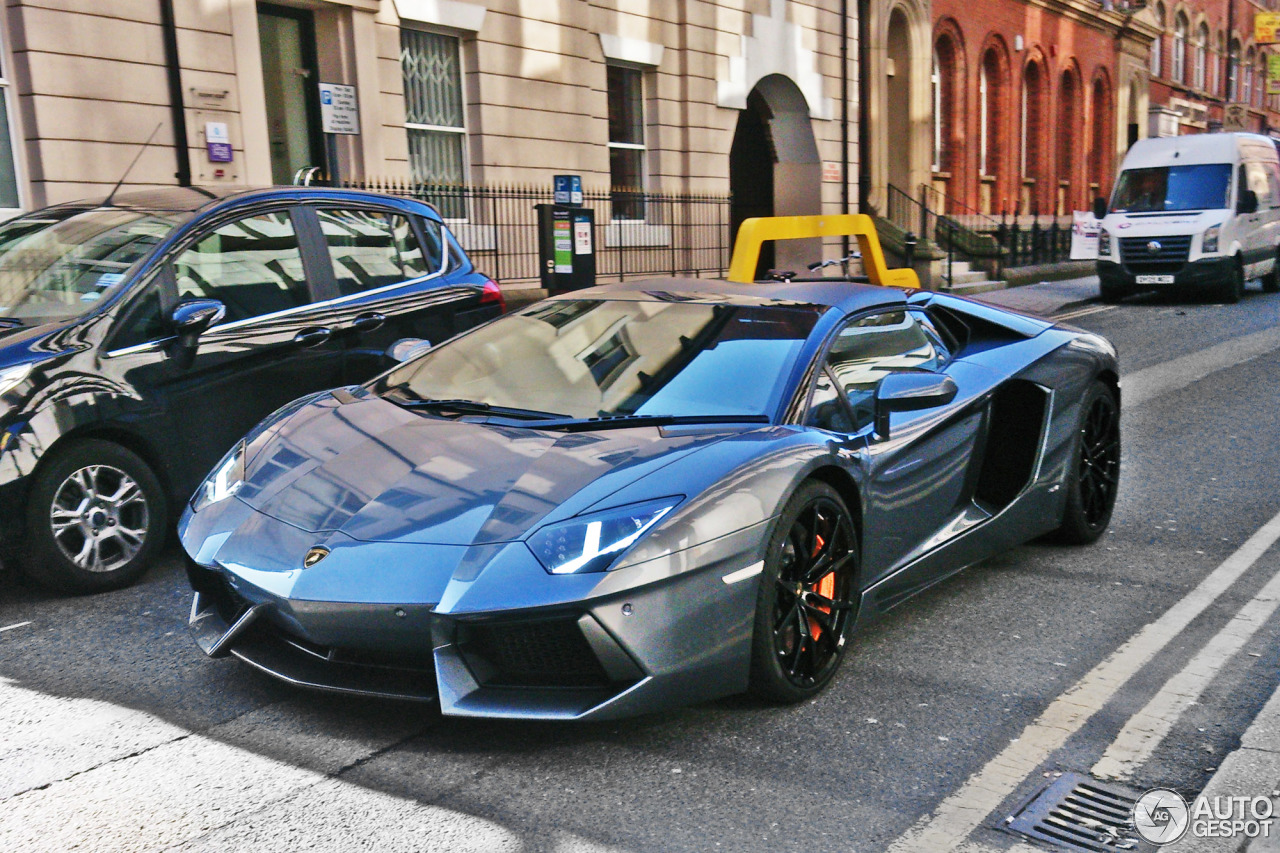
[1109,164,1233,213]
[0,207,181,325]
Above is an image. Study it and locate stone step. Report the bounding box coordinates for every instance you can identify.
[946,279,1007,295]
[943,268,993,285]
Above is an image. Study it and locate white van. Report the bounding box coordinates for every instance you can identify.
[1094,132,1280,303]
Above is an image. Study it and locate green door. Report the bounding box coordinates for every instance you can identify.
[258,4,323,185]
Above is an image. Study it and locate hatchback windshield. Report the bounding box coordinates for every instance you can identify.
[1109,164,1233,213]
[0,207,182,323]
[380,299,824,421]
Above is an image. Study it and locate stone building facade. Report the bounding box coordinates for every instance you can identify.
[0,0,956,275]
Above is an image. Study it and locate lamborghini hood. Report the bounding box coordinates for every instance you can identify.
[234,394,734,546]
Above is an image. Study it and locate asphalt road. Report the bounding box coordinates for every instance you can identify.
[3,279,1280,852]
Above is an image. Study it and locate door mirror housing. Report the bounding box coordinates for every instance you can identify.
[873,372,959,438]
[1238,189,1259,215]
[1092,196,1108,221]
[172,299,226,350]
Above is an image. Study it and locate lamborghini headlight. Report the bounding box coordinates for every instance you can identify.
[1202,224,1220,254]
[190,440,245,513]
[528,497,682,575]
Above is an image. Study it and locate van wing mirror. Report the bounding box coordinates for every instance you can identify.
[1238,189,1259,215]
[1092,197,1108,220]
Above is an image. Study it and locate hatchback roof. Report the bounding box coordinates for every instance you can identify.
[42,185,434,216]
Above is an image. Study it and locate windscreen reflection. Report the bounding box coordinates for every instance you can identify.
[382,299,824,420]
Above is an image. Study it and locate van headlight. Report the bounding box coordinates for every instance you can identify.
[1202,225,1220,254]
[1097,227,1111,256]
[528,497,681,574]
[190,440,245,513]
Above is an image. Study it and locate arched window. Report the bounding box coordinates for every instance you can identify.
[1245,46,1255,103]
[1022,59,1047,212]
[1215,31,1224,94]
[1151,3,1165,77]
[1228,38,1240,100]
[980,48,1003,178]
[1173,14,1188,83]
[1090,76,1112,198]
[933,36,959,174]
[1058,69,1080,213]
[1194,22,1208,89]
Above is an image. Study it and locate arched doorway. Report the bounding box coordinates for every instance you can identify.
[887,9,913,193]
[729,74,821,277]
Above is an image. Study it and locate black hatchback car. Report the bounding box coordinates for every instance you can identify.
[0,186,504,593]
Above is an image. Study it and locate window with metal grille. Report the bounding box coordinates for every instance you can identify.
[607,65,646,220]
[0,18,21,213]
[401,28,466,217]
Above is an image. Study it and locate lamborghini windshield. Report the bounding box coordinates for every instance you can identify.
[379,298,824,421]
[0,207,183,324]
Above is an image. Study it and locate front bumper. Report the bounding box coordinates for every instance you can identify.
[181,500,766,721]
[1097,255,1233,291]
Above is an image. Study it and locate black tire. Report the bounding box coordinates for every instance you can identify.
[25,439,167,594]
[1216,258,1245,304]
[749,481,859,703]
[1052,381,1120,545]
[1263,254,1280,293]
[1098,280,1126,303]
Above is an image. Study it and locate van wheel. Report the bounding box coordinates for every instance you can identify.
[1264,254,1280,293]
[1217,259,1245,304]
[25,440,167,594]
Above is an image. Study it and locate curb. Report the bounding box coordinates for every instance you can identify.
[1168,684,1280,851]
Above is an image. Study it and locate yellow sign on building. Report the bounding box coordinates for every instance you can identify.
[1258,12,1280,44]
[1269,54,1280,95]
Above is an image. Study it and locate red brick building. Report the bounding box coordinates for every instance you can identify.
[930,1,1155,217]
[1146,0,1280,136]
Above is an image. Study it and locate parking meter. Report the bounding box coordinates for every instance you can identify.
[536,204,596,294]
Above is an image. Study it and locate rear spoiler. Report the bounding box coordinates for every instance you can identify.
[726,214,920,289]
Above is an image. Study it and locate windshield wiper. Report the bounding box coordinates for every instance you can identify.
[0,317,23,328]
[530,413,771,432]
[384,390,564,421]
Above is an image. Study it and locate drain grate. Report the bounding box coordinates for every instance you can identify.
[1001,772,1156,852]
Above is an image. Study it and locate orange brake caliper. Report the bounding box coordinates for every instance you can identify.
[808,533,835,640]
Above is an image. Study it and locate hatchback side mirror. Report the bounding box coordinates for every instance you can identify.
[1238,189,1259,215]
[172,299,225,350]
[1092,196,1108,221]
[874,372,959,438]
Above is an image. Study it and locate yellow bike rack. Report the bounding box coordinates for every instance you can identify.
[726,214,920,289]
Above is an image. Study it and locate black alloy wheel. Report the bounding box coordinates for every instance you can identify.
[749,481,859,702]
[1053,380,1120,545]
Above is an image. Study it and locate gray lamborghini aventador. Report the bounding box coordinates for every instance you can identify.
[180,278,1120,720]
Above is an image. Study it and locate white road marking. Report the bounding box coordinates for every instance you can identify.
[1122,325,1280,409]
[885,505,1280,853]
[722,561,764,584]
[1053,304,1116,322]
[0,622,30,633]
[1092,543,1280,780]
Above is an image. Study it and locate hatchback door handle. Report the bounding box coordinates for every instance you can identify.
[349,312,386,333]
[293,327,333,347]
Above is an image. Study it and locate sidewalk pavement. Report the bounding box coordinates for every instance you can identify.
[964,274,1100,317]
[1171,685,1280,851]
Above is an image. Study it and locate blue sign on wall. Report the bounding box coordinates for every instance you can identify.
[554,175,583,206]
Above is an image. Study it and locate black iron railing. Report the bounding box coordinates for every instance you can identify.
[339,179,733,285]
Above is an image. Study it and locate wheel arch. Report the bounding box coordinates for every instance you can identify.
[29,424,175,514]
[805,464,864,555]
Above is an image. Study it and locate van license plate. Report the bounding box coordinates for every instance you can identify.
[1136,274,1174,284]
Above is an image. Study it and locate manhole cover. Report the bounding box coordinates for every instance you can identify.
[1001,772,1157,852]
